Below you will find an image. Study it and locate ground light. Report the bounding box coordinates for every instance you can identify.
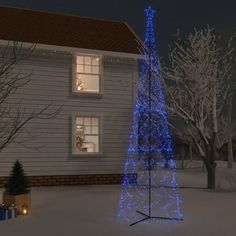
[21,204,29,215]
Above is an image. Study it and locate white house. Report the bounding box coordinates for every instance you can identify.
[0,6,141,186]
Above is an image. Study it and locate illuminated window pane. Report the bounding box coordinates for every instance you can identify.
[85,65,92,73]
[92,118,98,126]
[92,66,99,74]
[85,56,92,65]
[76,74,99,93]
[76,74,86,91]
[84,135,99,152]
[75,116,100,153]
[84,117,91,125]
[76,117,83,125]
[77,56,84,64]
[75,55,101,93]
[92,126,99,134]
[84,126,91,134]
[77,64,84,73]
[92,57,99,66]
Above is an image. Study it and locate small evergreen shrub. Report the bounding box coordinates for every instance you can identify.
[5,160,30,195]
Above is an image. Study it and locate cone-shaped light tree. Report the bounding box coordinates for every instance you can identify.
[118,6,183,225]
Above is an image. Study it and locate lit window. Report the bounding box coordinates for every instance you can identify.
[75,55,100,93]
[74,116,100,153]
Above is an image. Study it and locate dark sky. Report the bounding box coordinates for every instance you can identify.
[0,0,235,56]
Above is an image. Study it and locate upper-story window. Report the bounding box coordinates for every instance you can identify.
[74,55,101,93]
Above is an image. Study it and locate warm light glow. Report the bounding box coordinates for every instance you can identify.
[76,78,86,91]
[75,116,99,153]
[21,205,28,215]
[76,55,100,93]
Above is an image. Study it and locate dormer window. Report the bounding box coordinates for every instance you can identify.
[73,54,101,94]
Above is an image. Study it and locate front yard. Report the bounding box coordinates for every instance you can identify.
[1,165,236,236]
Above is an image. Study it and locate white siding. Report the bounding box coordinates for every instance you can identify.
[0,48,138,176]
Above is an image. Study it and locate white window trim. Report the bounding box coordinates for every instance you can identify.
[71,112,104,157]
[72,53,104,98]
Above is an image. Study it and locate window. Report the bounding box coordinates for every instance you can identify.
[73,115,101,154]
[74,55,101,93]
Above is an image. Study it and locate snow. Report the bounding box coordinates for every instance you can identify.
[177,160,236,191]
[1,162,236,236]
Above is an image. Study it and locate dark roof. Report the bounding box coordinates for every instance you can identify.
[0,6,142,55]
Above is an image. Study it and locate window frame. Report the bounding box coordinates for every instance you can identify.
[72,53,103,98]
[71,112,103,157]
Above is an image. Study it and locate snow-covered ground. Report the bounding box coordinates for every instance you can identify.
[1,162,236,236]
[177,160,236,190]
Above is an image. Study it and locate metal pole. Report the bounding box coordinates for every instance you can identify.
[148,40,151,217]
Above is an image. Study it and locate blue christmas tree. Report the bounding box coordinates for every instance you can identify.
[118,6,183,225]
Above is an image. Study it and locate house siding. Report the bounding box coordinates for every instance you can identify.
[0,48,138,177]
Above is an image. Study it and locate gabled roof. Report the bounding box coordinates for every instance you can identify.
[0,6,142,55]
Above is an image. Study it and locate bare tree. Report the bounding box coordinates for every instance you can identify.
[227,45,236,167]
[217,101,236,168]
[161,27,235,189]
[0,41,60,152]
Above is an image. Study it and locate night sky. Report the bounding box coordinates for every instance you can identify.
[0,0,235,57]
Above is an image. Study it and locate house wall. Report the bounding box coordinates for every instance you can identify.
[0,47,139,182]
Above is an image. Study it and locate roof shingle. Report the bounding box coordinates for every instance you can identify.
[0,6,142,55]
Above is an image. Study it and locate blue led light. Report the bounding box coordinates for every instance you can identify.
[118,6,183,224]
